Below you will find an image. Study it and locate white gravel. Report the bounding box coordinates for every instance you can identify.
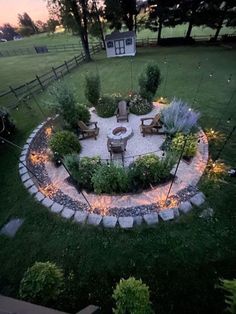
[80,104,165,166]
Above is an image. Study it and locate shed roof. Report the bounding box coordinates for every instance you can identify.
[105,31,135,41]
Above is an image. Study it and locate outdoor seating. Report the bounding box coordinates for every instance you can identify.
[140,113,163,137]
[115,100,129,122]
[107,138,127,165]
[77,121,99,140]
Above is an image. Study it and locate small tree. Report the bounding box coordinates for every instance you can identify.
[112,277,152,314]
[19,261,64,305]
[85,73,101,106]
[139,63,161,102]
[220,279,236,313]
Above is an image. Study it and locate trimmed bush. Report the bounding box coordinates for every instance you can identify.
[161,98,200,135]
[49,131,81,157]
[19,261,63,305]
[171,133,197,159]
[129,153,176,190]
[139,63,161,102]
[49,82,90,129]
[91,164,129,194]
[112,277,152,314]
[96,94,121,118]
[85,73,101,106]
[129,93,153,115]
[64,155,101,191]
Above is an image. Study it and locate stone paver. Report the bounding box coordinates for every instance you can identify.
[159,209,174,221]
[20,155,27,163]
[35,192,45,202]
[24,179,34,189]
[61,207,75,219]
[199,207,214,219]
[173,207,180,217]
[143,213,159,225]
[190,192,206,207]
[51,203,64,214]
[19,167,28,175]
[28,185,38,195]
[103,215,117,228]
[42,197,54,208]
[74,211,88,224]
[87,213,102,226]
[179,201,193,214]
[0,218,24,238]
[118,217,134,229]
[21,173,30,182]
[133,216,143,225]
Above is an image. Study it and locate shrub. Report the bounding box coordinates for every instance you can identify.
[139,63,161,102]
[19,262,63,305]
[91,164,129,194]
[49,82,90,129]
[49,131,81,157]
[128,153,176,190]
[219,279,236,313]
[171,133,197,159]
[112,277,152,314]
[96,95,118,118]
[161,98,200,135]
[129,93,153,115]
[64,155,101,191]
[85,73,101,106]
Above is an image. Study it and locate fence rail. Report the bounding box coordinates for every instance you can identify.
[0,43,102,109]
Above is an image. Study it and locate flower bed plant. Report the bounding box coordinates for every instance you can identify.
[170,133,198,160]
[129,93,153,115]
[64,155,101,191]
[49,131,81,157]
[96,94,121,118]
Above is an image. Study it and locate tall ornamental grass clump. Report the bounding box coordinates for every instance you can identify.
[161,98,200,135]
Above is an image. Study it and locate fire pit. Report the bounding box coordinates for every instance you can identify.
[107,125,133,142]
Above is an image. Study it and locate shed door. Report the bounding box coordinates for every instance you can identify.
[115,39,125,55]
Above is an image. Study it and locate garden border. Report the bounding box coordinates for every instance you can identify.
[19,117,208,229]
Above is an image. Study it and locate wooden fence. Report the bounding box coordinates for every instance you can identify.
[0,43,102,109]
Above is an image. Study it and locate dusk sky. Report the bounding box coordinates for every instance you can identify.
[0,0,49,26]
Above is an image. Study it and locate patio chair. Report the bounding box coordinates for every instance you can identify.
[115,101,129,122]
[77,121,99,140]
[140,113,163,137]
[107,139,127,166]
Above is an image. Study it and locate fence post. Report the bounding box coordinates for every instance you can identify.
[52,67,58,80]
[64,60,70,72]
[9,85,19,100]
[36,75,44,91]
[81,51,85,60]
[74,56,78,65]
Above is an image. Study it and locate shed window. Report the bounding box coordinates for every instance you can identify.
[107,41,114,48]
[126,38,132,45]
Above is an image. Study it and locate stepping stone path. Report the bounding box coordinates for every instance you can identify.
[103,216,117,228]
[190,192,206,207]
[74,211,88,224]
[87,213,102,226]
[118,217,133,229]
[143,213,159,225]
[0,218,24,238]
[179,201,193,214]
[159,209,174,221]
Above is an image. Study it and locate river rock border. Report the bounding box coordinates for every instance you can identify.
[19,117,209,229]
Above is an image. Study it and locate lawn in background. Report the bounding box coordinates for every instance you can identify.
[0,45,236,314]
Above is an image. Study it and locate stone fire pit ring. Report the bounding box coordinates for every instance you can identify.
[107,125,133,142]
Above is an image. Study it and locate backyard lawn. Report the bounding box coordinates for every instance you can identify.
[0,45,236,313]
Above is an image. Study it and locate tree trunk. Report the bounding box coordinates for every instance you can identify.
[93,0,105,48]
[186,20,193,39]
[70,0,91,61]
[134,14,137,33]
[213,24,222,41]
[157,20,162,44]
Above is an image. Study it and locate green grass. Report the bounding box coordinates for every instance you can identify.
[0,46,236,313]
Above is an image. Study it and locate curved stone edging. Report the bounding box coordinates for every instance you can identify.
[19,116,208,229]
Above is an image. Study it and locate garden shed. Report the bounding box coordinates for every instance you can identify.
[105,31,136,58]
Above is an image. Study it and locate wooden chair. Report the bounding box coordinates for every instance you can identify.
[107,139,127,166]
[140,113,163,137]
[77,121,99,140]
[115,101,129,122]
